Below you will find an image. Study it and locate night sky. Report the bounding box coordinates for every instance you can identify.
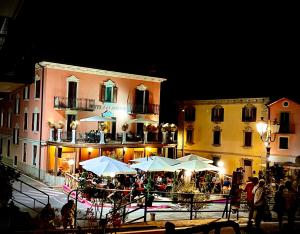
[1,2,299,123]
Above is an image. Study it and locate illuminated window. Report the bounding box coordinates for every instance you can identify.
[100,80,118,103]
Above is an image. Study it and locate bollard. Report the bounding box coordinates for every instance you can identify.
[150,212,156,221]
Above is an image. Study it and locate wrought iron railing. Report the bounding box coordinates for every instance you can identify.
[127,103,160,115]
[54,96,95,111]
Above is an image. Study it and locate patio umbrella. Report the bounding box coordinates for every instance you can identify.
[130,156,179,165]
[172,160,220,172]
[130,156,177,172]
[79,116,116,122]
[177,154,213,163]
[79,156,136,176]
[127,118,158,124]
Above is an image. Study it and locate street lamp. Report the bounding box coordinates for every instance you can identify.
[256,117,280,184]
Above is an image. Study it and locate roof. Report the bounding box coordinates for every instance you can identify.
[37,61,167,83]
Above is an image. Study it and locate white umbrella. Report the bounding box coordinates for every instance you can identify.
[130,157,177,172]
[130,156,178,165]
[177,154,213,163]
[127,118,158,124]
[79,116,116,122]
[172,160,220,172]
[79,156,136,176]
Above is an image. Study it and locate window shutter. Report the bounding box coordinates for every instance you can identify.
[113,86,118,103]
[32,113,35,131]
[220,108,224,121]
[36,113,40,131]
[251,108,257,122]
[242,107,246,122]
[211,108,215,122]
[100,84,105,102]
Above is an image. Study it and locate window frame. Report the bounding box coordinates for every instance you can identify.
[211,105,224,122]
[34,76,41,99]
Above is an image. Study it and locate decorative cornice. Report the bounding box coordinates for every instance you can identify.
[181,97,270,106]
[37,62,167,83]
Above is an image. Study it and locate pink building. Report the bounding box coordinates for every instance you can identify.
[268,97,300,164]
[0,62,177,185]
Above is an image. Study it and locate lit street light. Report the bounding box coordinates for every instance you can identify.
[256,117,280,184]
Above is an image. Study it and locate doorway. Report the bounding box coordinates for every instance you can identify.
[244,159,253,182]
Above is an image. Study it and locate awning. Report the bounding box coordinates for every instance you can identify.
[268,155,296,163]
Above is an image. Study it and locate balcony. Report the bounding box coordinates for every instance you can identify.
[54,96,95,111]
[127,103,160,115]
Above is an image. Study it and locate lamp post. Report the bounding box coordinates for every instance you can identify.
[256,117,280,184]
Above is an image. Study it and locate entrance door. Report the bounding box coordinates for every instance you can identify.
[244,159,252,182]
[68,81,77,108]
[67,115,76,140]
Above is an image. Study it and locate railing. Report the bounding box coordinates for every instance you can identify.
[127,103,160,115]
[65,173,79,190]
[54,96,95,111]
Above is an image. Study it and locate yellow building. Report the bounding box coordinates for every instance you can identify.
[177,97,270,179]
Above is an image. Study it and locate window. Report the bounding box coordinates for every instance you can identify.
[279,137,288,149]
[35,79,40,99]
[212,156,220,167]
[0,111,3,127]
[244,132,252,147]
[24,113,28,130]
[211,105,224,122]
[32,113,40,131]
[13,128,19,145]
[213,126,221,146]
[23,86,30,100]
[242,104,256,122]
[186,129,194,144]
[7,112,11,128]
[279,112,290,133]
[15,98,20,114]
[33,145,38,166]
[100,80,118,103]
[7,139,10,157]
[184,106,195,121]
[23,143,27,162]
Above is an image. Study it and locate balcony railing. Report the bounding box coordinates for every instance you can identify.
[127,103,160,115]
[54,96,95,111]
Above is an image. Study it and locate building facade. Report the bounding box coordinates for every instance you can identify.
[268,97,300,164]
[177,97,270,179]
[0,62,176,185]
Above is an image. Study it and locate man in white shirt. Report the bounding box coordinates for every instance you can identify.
[253,179,266,228]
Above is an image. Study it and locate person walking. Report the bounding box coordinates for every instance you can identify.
[244,177,258,226]
[253,179,266,229]
[61,200,76,229]
[273,184,285,231]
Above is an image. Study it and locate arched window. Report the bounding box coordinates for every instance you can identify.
[211,105,224,122]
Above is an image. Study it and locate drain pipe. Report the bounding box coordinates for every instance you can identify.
[37,62,45,180]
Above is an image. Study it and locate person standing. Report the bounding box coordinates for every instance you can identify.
[273,184,285,231]
[40,203,55,229]
[61,200,76,229]
[253,179,266,229]
[283,180,297,230]
[244,177,258,226]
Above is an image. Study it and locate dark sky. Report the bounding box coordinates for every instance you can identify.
[1,2,299,122]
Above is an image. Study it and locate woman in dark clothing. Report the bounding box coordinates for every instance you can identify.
[273,184,285,231]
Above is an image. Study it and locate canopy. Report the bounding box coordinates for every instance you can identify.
[127,118,158,124]
[177,154,213,163]
[130,156,179,165]
[130,156,177,172]
[79,156,136,176]
[172,160,220,172]
[79,116,116,122]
